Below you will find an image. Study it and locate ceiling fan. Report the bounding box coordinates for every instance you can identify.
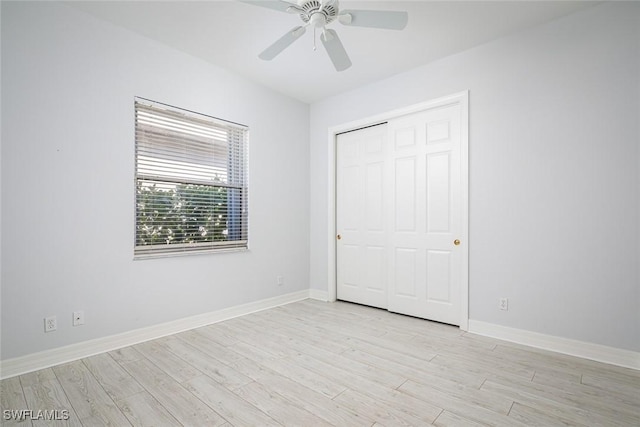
[241,0,408,71]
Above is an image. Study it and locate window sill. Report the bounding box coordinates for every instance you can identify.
[133,246,249,260]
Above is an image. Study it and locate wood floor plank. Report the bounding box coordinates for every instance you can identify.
[581,372,640,400]
[20,372,82,426]
[133,340,202,383]
[52,361,129,426]
[233,381,333,426]
[382,359,512,414]
[484,348,586,385]
[494,341,640,382]
[398,379,523,427]
[228,339,285,362]
[347,335,438,365]
[342,347,485,390]
[292,352,443,423]
[277,302,388,339]
[182,375,281,427]
[495,371,640,421]
[247,310,352,354]
[82,353,144,400]
[507,402,588,427]
[215,320,291,358]
[481,378,631,427]
[189,324,240,347]
[532,370,637,409]
[256,367,375,426]
[334,388,439,426]
[120,358,226,426]
[530,368,582,386]
[240,351,348,399]
[18,369,57,388]
[430,352,535,381]
[302,300,461,342]
[433,410,486,427]
[114,391,181,427]
[260,306,363,349]
[1,376,33,427]
[271,305,449,366]
[108,346,144,364]
[175,329,273,380]
[160,336,254,390]
[311,318,452,367]
[243,328,408,390]
[218,318,293,358]
[412,332,500,355]
[225,317,313,358]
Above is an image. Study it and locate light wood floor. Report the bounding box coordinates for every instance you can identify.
[2,299,639,426]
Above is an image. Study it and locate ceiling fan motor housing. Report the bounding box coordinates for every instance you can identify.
[299,0,338,26]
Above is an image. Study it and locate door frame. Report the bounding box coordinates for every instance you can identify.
[327,91,470,331]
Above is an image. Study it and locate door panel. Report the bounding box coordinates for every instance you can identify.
[394,248,417,297]
[341,244,360,287]
[427,120,450,143]
[387,104,462,325]
[426,250,451,302]
[336,124,388,309]
[394,127,416,149]
[364,246,385,292]
[365,162,384,230]
[394,157,417,232]
[426,152,451,233]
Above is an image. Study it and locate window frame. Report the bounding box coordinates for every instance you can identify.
[133,97,249,258]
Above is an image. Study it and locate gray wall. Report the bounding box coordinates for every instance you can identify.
[309,2,640,351]
[1,2,310,360]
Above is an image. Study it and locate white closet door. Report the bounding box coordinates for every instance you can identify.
[336,124,388,309]
[387,104,463,325]
[335,102,465,326]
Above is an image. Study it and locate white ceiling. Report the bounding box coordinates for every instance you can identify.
[67,0,597,103]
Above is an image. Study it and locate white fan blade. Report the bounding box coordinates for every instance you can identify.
[239,1,301,13]
[321,29,351,72]
[338,10,408,30]
[259,26,306,60]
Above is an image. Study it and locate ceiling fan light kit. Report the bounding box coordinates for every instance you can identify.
[241,0,408,71]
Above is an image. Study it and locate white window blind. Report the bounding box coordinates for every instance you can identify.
[134,98,248,257]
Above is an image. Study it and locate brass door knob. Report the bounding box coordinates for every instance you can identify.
[454,239,460,246]
[337,234,342,240]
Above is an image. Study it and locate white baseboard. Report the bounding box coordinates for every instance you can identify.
[308,288,329,302]
[468,320,640,370]
[0,290,310,379]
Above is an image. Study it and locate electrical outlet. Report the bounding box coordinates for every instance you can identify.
[73,311,85,326]
[277,275,284,286]
[499,298,509,311]
[44,316,57,332]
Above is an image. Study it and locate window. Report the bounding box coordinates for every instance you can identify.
[134,98,248,257]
